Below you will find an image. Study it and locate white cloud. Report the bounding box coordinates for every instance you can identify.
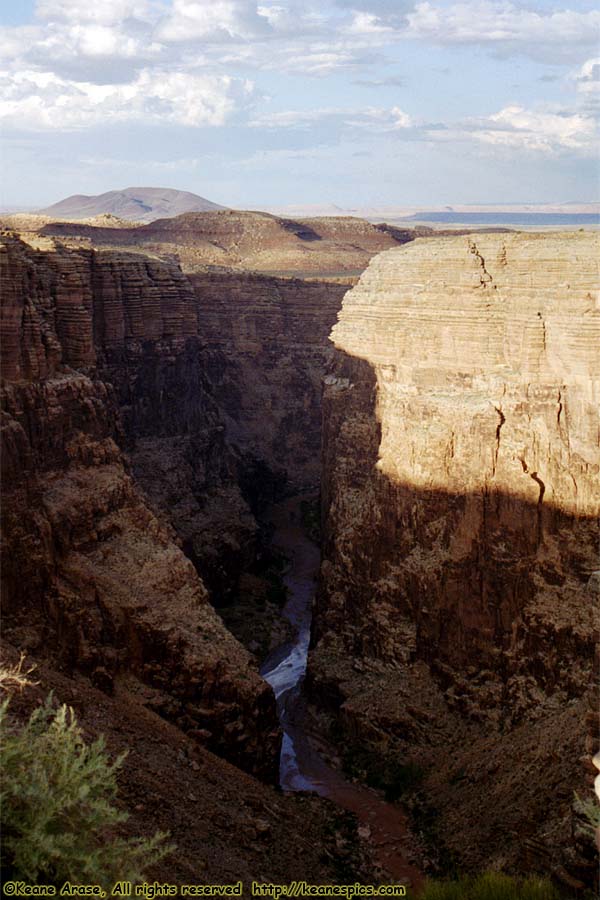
[155,0,272,42]
[249,98,597,157]
[250,104,412,129]
[481,105,596,152]
[2,0,596,96]
[405,2,600,62]
[80,154,208,171]
[576,57,600,85]
[1,0,598,150]
[213,40,382,74]
[34,0,163,24]
[345,11,395,36]
[0,68,253,129]
[572,56,600,112]
[422,104,598,156]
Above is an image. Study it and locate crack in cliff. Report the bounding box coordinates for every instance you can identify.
[537,311,547,362]
[518,457,546,544]
[492,405,505,477]
[468,240,493,287]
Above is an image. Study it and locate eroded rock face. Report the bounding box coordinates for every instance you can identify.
[0,235,279,778]
[312,233,599,873]
[190,270,347,490]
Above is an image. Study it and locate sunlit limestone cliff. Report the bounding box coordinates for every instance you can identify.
[311,232,600,878]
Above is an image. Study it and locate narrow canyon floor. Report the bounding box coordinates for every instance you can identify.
[260,495,423,889]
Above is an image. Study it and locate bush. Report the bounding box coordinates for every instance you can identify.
[341,744,423,801]
[574,792,600,840]
[0,695,172,889]
[419,872,560,900]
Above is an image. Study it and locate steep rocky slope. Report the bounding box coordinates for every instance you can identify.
[311,233,599,878]
[0,234,279,777]
[1,640,374,889]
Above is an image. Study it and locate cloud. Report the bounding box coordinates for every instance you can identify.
[0,68,254,129]
[155,0,272,42]
[353,74,404,87]
[572,56,600,94]
[334,0,413,26]
[1,0,598,149]
[404,1,600,62]
[79,154,208,171]
[210,36,385,74]
[34,0,163,24]
[249,104,412,130]
[570,56,600,115]
[2,0,597,102]
[576,57,600,85]
[423,104,598,156]
[480,105,597,152]
[249,98,597,158]
[1,1,386,88]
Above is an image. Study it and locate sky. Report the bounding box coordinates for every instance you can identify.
[0,0,598,209]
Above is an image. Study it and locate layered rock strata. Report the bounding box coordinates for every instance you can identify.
[190,270,347,490]
[312,233,599,874]
[0,234,279,777]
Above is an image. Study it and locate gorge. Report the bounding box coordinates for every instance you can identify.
[1,220,598,892]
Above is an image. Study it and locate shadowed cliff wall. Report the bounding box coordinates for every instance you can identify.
[0,234,280,778]
[189,270,347,491]
[0,233,356,777]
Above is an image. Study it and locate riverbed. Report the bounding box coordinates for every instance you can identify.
[260,496,423,888]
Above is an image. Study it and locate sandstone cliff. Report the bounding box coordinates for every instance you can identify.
[312,233,599,876]
[0,234,279,777]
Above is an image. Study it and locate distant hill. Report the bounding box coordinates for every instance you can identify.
[38,210,417,277]
[39,187,225,223]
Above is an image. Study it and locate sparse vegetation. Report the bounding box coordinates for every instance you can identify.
[574,791,600,840]
[418,872,560,900]
[0,654,38,692]
[0,694,172,888]
[340,742,424,802]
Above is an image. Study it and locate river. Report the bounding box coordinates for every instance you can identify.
[260,496,423,889]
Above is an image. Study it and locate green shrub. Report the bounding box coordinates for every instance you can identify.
[419,872,560,900]
[341,744,423,801]
[0,695,172,889]
[574,792,600,839]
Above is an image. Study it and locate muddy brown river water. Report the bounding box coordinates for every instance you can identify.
[260,496,423,890]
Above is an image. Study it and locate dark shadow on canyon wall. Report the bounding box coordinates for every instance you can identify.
[315,351,598,700]
[310,349,598,886]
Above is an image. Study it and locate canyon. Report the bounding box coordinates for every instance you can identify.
[1,216,598,891]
